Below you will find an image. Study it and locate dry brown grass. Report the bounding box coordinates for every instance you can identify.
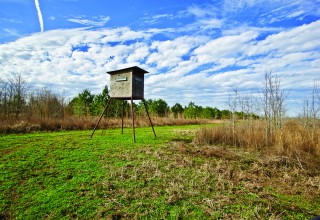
[0,116,222,134]
[194,120,320,170]
[275,120,320,156]
[111,140,320,218]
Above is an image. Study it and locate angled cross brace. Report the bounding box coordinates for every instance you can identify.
[90,98,112,138]
[142,98,157,138]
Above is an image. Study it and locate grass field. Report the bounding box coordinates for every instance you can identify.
[1,125,319,219]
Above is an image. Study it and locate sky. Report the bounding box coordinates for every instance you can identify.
[0,0,320,116]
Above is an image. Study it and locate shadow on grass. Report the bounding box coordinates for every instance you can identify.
[170,137,193,144]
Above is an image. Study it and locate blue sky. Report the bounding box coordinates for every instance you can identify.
[0,0,320,116]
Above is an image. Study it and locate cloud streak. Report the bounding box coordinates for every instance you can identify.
[68,16,110,27]
[34,0,44,32]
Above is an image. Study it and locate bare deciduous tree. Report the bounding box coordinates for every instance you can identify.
[0,74,29,119]
[259,71,288,145]
[301,81,319,130]
[227,87,238,146]
[29,88,65,119]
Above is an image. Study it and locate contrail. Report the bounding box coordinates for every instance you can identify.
[34,0,44,32]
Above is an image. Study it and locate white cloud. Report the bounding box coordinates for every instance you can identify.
[257,0,320,24]
[0,27,152,96]
[194,31,258,64]
[68,16,110,27]
[146,36,208,69]
[197,18,223,28]
[141,14,174,25]
[0,18,22,24]
[247,20,320,56]
[0,13,320,116]
[186,4,218,18]
[3,28,21,37]
[286,10,305,18]
[126,43,149,63]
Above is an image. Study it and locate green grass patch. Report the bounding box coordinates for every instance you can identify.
[1,125,319,219]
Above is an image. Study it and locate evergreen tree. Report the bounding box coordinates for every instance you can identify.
[213,107,222,119]
[184,102,202,118]
[91,86,109,116]
[171,103,184,118]
[69,89,94,117]
[201,107,214,119]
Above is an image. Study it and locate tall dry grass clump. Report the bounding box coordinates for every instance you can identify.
[194,120,320,166]
[194,121,267,149]
[274,120,320,157]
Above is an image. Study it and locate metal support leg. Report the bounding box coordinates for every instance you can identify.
[121,100,125,134]
[90,98,112,138]
[130,97,136,143]
[142,98,156,138]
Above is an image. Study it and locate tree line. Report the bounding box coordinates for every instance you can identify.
[0,74,257,122]
[1,72,319,128]
[57,86,255,120]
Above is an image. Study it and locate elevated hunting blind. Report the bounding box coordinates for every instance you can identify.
[91,66,156,142]
[108,66,147,99]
